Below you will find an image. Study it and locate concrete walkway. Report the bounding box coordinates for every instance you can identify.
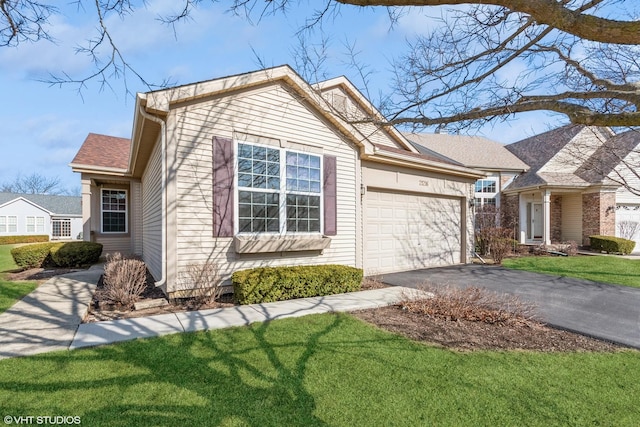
[376,264,640,349]
[0,269,427,359]
[0,266,103,359]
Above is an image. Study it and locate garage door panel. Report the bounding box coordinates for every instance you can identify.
[616,204,640,253]
[365,190,462,274]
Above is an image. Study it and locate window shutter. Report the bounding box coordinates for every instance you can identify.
[323,155,337,236]
[213,136,234,237]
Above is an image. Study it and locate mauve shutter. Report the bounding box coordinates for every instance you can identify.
[323,155,337,236]
[213,136,234,237]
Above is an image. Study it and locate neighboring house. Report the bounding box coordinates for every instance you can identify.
[0,192,82,240]
[406,132,528,210]
[503,125,640,249]
[71,65,484,297]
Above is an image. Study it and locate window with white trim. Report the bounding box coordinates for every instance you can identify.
[474,177,498,208]
[26,216,44,233]
[236,142,322,234]
[7,216,17,233]
[52,219,72,239]
[101,189,127,233]
[0,216,5,233]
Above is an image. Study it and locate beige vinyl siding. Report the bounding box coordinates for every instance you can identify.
[97,235,132,255]
[320,87,404,150]
[561,194,582,242]
[614,150,640,205]
[141,139,163,281]
[168,83,359,291]
[130,181,143,255]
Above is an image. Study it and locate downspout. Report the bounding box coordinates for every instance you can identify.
[138,105,167,289]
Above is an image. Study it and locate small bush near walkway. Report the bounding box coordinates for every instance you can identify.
[233,264,363,304]
[11,242,102,269]
[97,253,148,308]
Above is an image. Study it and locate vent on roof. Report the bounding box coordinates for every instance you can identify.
[331,93,348,115]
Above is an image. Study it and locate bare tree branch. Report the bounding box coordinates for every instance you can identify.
[335,0,640,44]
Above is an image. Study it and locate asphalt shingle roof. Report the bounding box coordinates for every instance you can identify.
[71,133,131,170]
[0,193,81,215]
[405,132,528,171]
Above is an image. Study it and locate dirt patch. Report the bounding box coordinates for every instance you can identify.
[352,305,623,352]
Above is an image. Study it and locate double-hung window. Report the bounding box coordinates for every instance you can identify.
[101,189,127,233]
[26,216,43,233]
[474,178,498,208]
[236,142,322,234]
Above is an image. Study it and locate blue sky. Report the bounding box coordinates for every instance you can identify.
[0,1,561,193]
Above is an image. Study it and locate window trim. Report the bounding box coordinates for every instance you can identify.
[100,188,128,234]
[7,216,17,233]
[234,140,324,236]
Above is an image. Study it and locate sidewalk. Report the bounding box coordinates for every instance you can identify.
[0,266,103,359]
[0,268,428,359]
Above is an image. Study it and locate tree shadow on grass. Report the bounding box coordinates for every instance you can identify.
[0,314,358,426]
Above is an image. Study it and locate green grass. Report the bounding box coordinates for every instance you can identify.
[503,255,640,288]
[0,313,638,426]
[0,244,37,314]
[0,244,19,273]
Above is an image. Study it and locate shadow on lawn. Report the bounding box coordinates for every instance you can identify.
[0,314,354,426]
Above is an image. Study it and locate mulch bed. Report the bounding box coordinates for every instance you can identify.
[352,305,624,352]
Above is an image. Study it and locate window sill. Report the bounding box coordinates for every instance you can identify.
[234,235,331,254]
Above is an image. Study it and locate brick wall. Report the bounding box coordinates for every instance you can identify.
[500,194,519,237]
[582,192,616,246]
[551,195,562,243]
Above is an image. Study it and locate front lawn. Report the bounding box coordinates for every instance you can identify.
[0,244,37,314]
[503,255,640,288]
[0,313,638,426]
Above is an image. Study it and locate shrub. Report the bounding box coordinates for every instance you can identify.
[401,286,538,327]
[558,241,578,256]
[50,242,103,267]
[98,253,148,308]
[589,235,636,255]
[232,264,363,305]
[0,235,49,245]
[10,242,60,268]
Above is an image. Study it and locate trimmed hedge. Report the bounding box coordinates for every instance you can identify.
[50,242,103,267]
[589,235,636,255]
[0,235,49,245]
[232,264,363,305]
[11,243,59,269]
[11,242,103,269]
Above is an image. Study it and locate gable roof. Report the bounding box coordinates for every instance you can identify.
[405,133,528,171]
[0,192,81,216]
[575,129,640,182]
[71,65,484,181]
[70,133,131,172]
[504,125,617,191]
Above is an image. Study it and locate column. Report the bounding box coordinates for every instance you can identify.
[543,189,551,245]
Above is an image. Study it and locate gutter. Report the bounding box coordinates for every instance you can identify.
[137,105,168,290]
[368,146,485,179]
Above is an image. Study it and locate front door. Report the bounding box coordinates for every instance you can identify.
[532,203,543,239]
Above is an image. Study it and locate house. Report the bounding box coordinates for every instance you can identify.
[71,65,484,297]
[502,125,640,249]
[405,132,528,211]
[0,192,82,240]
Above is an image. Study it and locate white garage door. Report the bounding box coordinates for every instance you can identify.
[365,190,463,274]
[616,204,640,253]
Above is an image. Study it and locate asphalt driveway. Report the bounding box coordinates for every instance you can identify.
[375,264,640,349]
